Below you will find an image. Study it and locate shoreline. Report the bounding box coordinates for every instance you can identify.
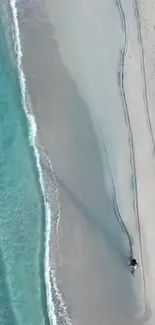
[8,1,58,324]
[0,1,54,324]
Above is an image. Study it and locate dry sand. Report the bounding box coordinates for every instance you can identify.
[16,0,155,324]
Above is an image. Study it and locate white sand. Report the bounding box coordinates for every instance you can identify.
[123,0,155,317]
[16,0,155,324]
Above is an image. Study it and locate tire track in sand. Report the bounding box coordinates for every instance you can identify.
[103,142,133,257]
[116,0,147,309]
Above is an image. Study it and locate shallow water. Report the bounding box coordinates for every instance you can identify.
[0,6,49,325]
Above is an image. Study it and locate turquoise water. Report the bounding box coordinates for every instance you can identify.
[0,13,48,325]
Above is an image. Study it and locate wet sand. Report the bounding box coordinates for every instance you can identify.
[16,0,146,324]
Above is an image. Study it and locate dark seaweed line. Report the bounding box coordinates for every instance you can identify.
[133,0,155,159]
[116,0,147,306]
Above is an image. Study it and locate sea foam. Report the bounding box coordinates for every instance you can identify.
[9,0,71,324]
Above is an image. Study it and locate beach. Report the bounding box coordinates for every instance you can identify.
[14,0,155,324]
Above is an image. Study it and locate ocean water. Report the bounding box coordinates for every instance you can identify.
[0,3,51,325]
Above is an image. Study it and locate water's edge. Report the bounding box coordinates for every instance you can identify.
[0,0,67,324]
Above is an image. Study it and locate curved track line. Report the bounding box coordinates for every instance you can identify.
[116,0,147,308]
[116,0,138,221]
[133,0,155,159]
[103,144,133,257]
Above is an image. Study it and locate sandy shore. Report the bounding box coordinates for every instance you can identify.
[15,0,151,324]
[123,0,155,317]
